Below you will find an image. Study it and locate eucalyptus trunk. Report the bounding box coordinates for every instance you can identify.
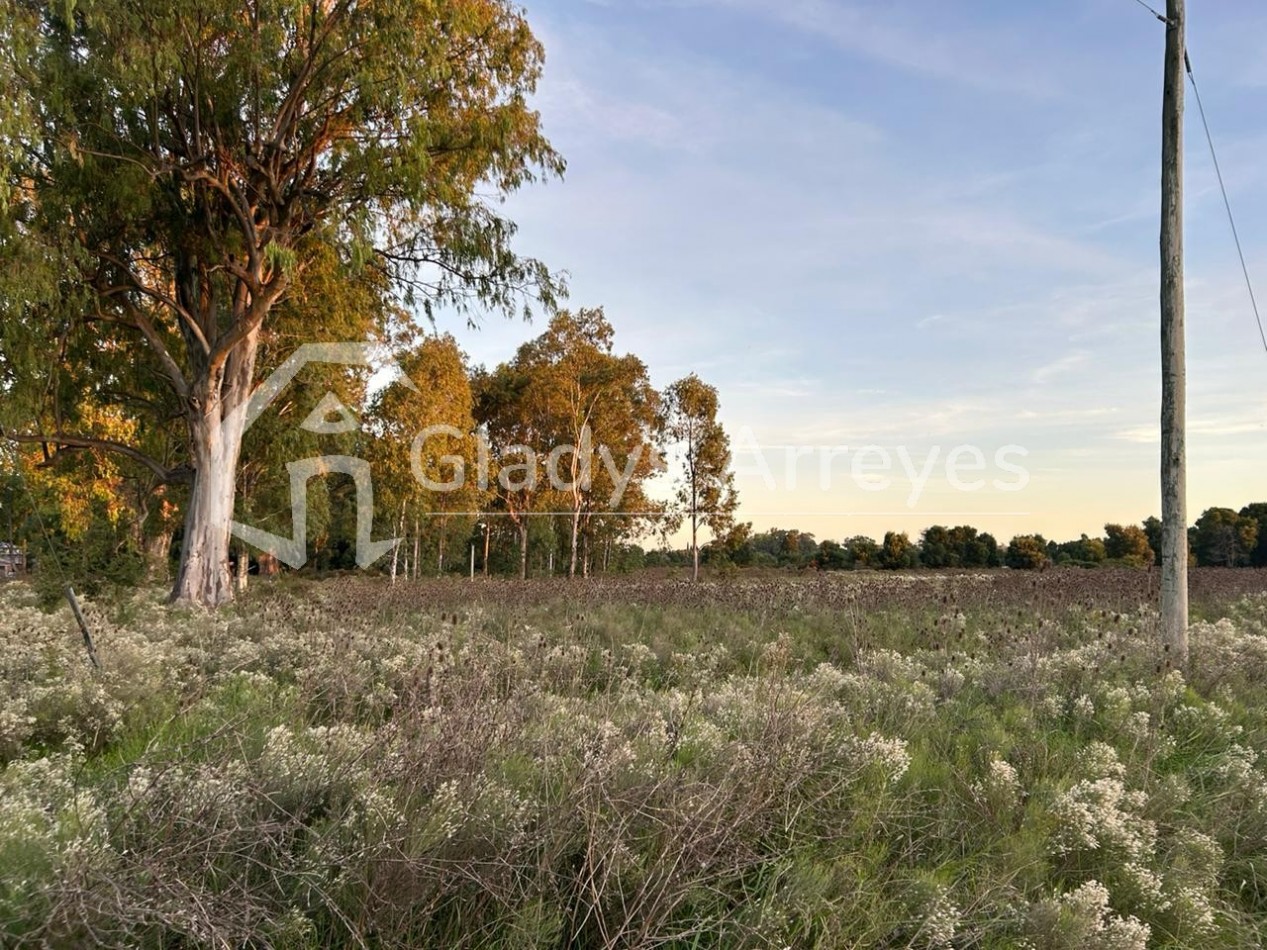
[236,538,250,592]
[569,505,582,578]
[171,391,250,607]
[145,531,173,583]
[437,516,447,575]
[390,502,405,584]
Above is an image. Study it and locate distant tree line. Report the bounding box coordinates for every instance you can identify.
[648,504,1267,574]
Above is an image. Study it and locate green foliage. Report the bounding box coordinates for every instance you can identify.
[1240,504,1267,568]
[879,530,918,570]
[1192,507,1259,568]
[920,524,1002,569]
[473,309,662,578]
[1007,534,1051,571]
[1053,533,1108,567]
[843,535,882,569]
[748,527,817,568]
[815,539,849,571]
[1104,523,1154,567]
[30,513,145,609]
[1143,516,1165,566]
[0,0,564,604]
[1190,509,1261,570]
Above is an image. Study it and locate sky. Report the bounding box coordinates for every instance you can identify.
[430,0,1267,545]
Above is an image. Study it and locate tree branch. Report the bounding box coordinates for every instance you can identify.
[0,427,185,482]
[93,296,190,399]
[95,251,212,356]
[207,274,289,374]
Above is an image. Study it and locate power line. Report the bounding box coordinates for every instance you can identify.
[1185,53,1267,354]
[1129,0,1168,24]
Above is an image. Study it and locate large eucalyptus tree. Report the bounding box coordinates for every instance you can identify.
[0,0,562,605]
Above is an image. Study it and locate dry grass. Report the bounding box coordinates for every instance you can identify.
[2,569,1267,947]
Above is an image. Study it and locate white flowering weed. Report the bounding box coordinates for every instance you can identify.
[1,576,1266,945]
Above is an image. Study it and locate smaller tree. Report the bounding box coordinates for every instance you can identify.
[951,525,1001,568]
[1192,507,1258,567]
[473,362,546,579]
[920,525,955,568]
[921,524,1000,568]
[710,521,754,567]
[1238,503,1267,567]
[1142,516,1164,566]
[1102,524,1152,567]
[842,535,881,568]
[878,531,918,570]
[816,539,848,570]
[1005,535,1050,570]
[1055,534,1107,566]
[662,375,738,581]
[367,334,483,581]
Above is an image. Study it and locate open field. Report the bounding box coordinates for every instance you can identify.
[5,569,1267,948]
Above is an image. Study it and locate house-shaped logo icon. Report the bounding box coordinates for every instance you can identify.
[230,343,419,569]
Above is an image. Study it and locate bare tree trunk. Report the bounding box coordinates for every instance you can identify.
[258,552,279,577]
[691,508,699,582]
[413,517,421,579]
[236,537,249,592]
[1160,0,1189,665]
[171,400,247,607]
[519,522,529,579]
[390,502,404,584]
[689,446,701,582]
[437,516,446,575]
[483,522,490,576]
[145,531,173,583]
[132,485,167,581]
[168,319,269,608]
[568,506,581,577]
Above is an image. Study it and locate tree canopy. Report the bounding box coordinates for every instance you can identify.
[0,0,563,605]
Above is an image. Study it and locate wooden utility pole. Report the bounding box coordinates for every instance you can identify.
[1160,0,1189,665]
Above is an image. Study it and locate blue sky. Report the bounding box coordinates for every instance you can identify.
[433,0,1267,544]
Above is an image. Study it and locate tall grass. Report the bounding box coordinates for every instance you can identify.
[2,571,1267,947]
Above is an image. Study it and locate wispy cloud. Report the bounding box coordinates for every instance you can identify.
[666,0,1057,95]
[1032,351,1091,385]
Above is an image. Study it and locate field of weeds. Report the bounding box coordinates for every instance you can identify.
[5,568,1267,948]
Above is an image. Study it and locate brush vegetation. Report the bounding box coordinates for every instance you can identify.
[4,570,1267,947]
